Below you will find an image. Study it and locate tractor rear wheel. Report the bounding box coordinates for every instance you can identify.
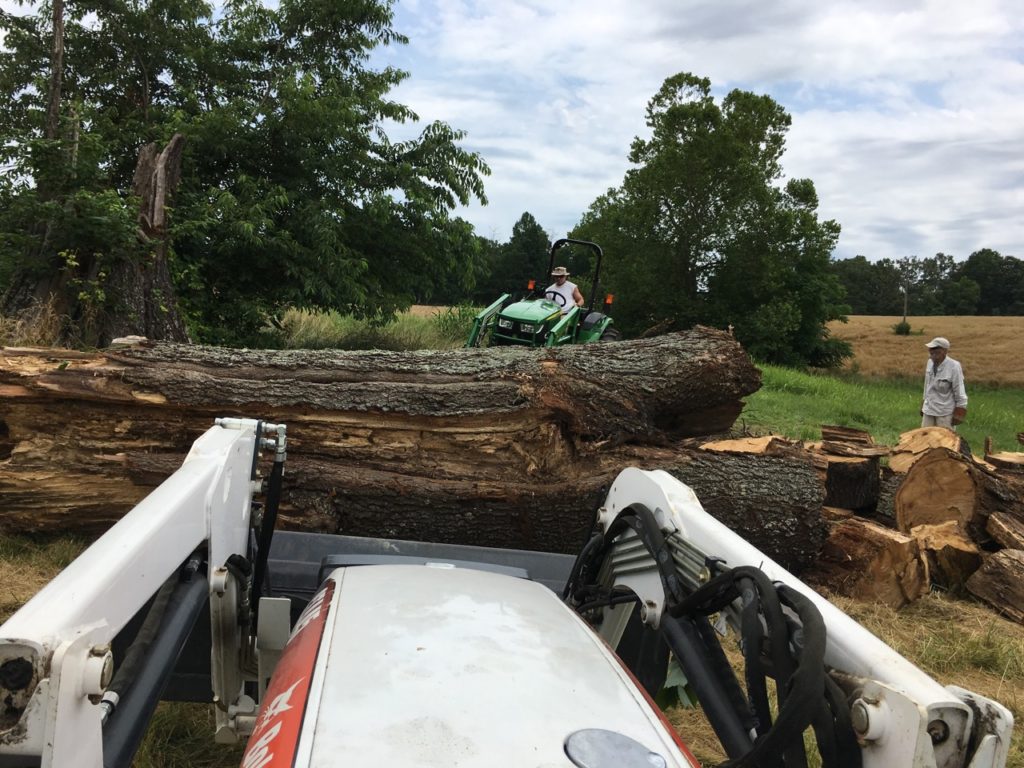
[600,327,622,341]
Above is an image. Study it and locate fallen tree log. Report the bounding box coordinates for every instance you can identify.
[1,330,799,559]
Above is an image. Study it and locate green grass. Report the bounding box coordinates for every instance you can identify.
[744,364,1024,450]
[272,306,477,350]
[134,704,245,768]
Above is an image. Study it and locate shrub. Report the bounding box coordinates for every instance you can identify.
[892,320,911,335]
[431,304,478,343]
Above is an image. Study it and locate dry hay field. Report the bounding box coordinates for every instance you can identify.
[828,316,1024,385]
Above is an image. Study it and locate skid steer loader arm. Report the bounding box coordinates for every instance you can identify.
[564,468,1013,768]
[0,418,288,768]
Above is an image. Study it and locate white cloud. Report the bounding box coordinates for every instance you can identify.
[377,0,1024,260]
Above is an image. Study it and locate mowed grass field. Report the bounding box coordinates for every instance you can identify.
[828,315,1024,385]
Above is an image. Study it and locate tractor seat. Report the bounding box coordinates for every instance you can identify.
[579,311,605,331]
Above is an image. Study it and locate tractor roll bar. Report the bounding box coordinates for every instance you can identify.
[548,238,605,313]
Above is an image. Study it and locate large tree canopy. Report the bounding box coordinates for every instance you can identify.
[574,73,849,366]
[0,0,488,345]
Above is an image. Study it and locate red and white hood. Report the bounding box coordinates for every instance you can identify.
[242,564,698,767]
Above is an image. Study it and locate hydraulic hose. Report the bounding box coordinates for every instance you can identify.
[252,453,284,618]
[101,558,208,768]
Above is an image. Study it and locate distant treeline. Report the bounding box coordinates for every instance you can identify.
[829,250,1023,316]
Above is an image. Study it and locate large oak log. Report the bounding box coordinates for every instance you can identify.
[1,330,799,560]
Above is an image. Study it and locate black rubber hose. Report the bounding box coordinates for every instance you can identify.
[562,531,604,600]
[719,586,827,768]
[252,455,284,616]
[662,615,755,759]
[105,577,177,703]
[102,566,208,768]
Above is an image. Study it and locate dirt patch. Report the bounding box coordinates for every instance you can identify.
[828,316,1024,385]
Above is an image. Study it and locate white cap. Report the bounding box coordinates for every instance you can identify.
[925,337,950,349]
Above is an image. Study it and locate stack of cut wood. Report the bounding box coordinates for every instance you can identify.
[799,426,1024,620]
[697,424,1024,619]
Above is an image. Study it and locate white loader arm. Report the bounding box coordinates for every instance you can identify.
[0,418,284,768]
[587,468,1013,768]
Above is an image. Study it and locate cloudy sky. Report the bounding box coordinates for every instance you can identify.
[377,0,1023,261]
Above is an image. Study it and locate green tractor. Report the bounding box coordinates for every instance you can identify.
[466,238,620,347]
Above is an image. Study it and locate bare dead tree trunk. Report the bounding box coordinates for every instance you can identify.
[96,134,191,345]
[45,0,64,142]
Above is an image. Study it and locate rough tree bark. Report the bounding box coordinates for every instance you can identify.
[966,550,1024,624]
[0,331,840,567]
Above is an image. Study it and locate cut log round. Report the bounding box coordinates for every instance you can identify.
[985,451,1024,473]
[894,448,1024,542]
[895,449,977,531]
[889,427,964,473]
[801,516,929,609]
[909,522,982,592]
[966,550,1024,625]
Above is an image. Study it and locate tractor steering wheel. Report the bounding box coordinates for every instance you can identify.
[545,290,565,307]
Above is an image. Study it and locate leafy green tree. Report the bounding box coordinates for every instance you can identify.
[939,276,981,315]
[830,256,905,315]
[472,212,550,301]
[955,249,1024,315]
[574,73,849,365]
[1,0,489,345]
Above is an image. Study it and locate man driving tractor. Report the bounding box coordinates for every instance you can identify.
[546,266,584,314]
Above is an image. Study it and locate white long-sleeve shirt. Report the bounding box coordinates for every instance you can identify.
[922,356,968,417]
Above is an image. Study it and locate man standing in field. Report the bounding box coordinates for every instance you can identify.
[921,337,968,429]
